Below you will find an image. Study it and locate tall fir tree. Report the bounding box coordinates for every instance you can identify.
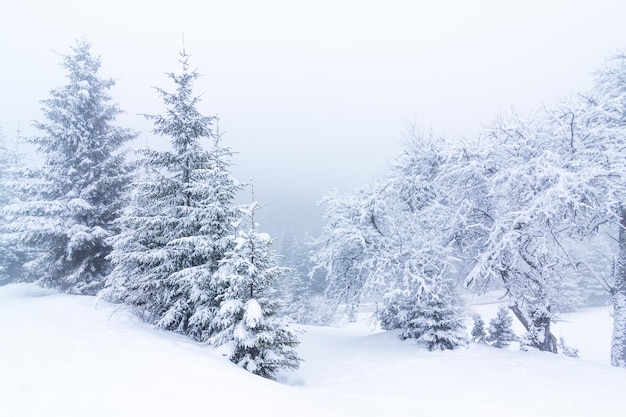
[209,197,301,379]
[104,50,241,337]
[3,40,135,294]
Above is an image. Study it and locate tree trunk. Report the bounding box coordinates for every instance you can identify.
[612,290,626,367]
[611,206,626,367]
[510,304,558,353]
[532,312,558,353]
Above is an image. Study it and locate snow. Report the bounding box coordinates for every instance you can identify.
[1,283,625,417]
[244,298,262,327]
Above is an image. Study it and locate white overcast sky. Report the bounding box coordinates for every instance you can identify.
[2,0,626,235]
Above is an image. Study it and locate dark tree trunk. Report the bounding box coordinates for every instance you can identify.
[510,304,558,353]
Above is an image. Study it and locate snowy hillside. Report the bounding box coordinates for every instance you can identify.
[1,284,625,417]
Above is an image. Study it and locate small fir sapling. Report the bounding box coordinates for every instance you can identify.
[471,314,487,343]
[208,190,301,379]
[487,305,517,348]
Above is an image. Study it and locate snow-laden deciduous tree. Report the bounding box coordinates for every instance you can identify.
[3,40,135,294]
[487,305,517,349]
[104,50,241,337]
[376,128,468,350]
[209,200,300,379]
[313,129,450,310]
[311,184,390,314]
[462,52,626,364]
[562,51,626,367]
[314,127,467,349]
[456,111,593,353]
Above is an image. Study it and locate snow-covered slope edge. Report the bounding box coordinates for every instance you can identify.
[0,284,340,417]
[2,283,625,417]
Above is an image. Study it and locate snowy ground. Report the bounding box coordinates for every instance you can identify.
[1,284,625,417]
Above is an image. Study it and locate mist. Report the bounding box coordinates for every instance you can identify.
[3,0,626,239]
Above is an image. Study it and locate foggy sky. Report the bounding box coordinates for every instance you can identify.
[2,0,626,238]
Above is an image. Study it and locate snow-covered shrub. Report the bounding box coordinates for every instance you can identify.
[558,337,580,358]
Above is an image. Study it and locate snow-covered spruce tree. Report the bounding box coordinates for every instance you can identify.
[471,314,487,343]
[3,40,135,294]
[412,283,468,351]
[0,130,25,285]
[379,261,468,351]
[104,50,241,338]
[209,199,300,379]
[486,306,517,349]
